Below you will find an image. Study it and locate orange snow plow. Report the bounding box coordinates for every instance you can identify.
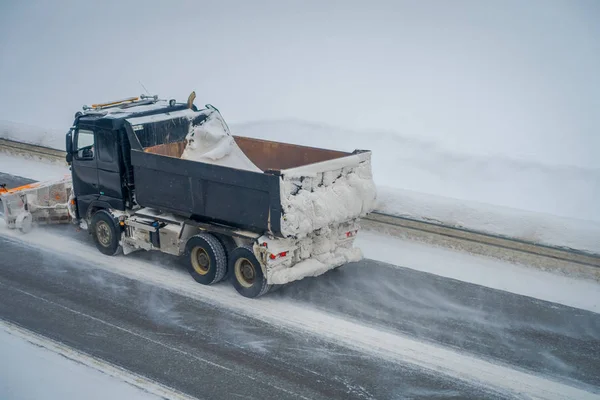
[1,181,44,195]
[0,175,73,232]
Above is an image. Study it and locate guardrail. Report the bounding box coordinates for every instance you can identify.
[363,212,600,269]
[2,137,599,273]
[0,138,67,165]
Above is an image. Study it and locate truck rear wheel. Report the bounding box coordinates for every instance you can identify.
[185,233,227,285]
[229,246,272,298]
[214,234,237,279]
[91,210,121,256]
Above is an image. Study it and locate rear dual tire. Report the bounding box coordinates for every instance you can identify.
[228,246,272,298]
[186,237,271,298]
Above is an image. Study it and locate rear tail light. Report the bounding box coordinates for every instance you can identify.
[269,251,288,260]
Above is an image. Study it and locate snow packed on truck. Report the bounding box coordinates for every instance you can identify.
[0,93,377,297]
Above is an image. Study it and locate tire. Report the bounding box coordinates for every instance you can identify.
[229,245,272,298]
[90,210,121,256]
[185,233,227,285]
[214,234,237,280]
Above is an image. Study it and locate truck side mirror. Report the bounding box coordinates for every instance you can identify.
[66,131,73,164]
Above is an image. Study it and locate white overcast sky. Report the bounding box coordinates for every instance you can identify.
[0,0,598,168]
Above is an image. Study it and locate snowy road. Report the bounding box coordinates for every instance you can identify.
[1,173,599,399]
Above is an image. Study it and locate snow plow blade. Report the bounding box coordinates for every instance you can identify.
[0,175,73,232]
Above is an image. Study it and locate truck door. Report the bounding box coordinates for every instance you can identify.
[72,127,99,218]
[95,129,125,207]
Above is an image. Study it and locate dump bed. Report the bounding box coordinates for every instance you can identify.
[126,109,376,238]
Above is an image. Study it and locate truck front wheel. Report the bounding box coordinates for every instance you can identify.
[229,246,272,298]
[185,233,227,285]
[91,210,121,256]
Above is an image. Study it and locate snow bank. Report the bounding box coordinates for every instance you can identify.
[377,187,600,255]
[0,120,64,150]
[0,321,162,400]
[180,110,261,172]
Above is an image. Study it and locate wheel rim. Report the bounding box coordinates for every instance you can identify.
[191,247,210,275]
[235,258,256,288]
[96,221,112,247]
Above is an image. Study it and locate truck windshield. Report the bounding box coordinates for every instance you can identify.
[127,110,195,149]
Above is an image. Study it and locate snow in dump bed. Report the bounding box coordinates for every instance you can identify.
[180,108,261,172]
[279,152,377,238]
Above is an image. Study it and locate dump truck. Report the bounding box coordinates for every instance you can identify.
[1,94,377,297]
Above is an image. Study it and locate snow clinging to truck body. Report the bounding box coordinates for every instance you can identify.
[181,109,262,173]
[279,152,377,238]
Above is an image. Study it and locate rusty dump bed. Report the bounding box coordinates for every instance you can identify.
[143,136,350,172]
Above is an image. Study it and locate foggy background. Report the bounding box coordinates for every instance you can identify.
[1,0,598,168]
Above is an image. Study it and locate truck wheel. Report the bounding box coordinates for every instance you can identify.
[91,210,121,256]
[229,246,272,298]
[214,234,236,279]
[185,233,227,285]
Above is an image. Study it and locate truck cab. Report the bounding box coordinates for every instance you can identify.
[66,96,191,220]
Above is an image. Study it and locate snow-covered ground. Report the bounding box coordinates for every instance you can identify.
[0,320,183,400]
[0,120,64,150]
